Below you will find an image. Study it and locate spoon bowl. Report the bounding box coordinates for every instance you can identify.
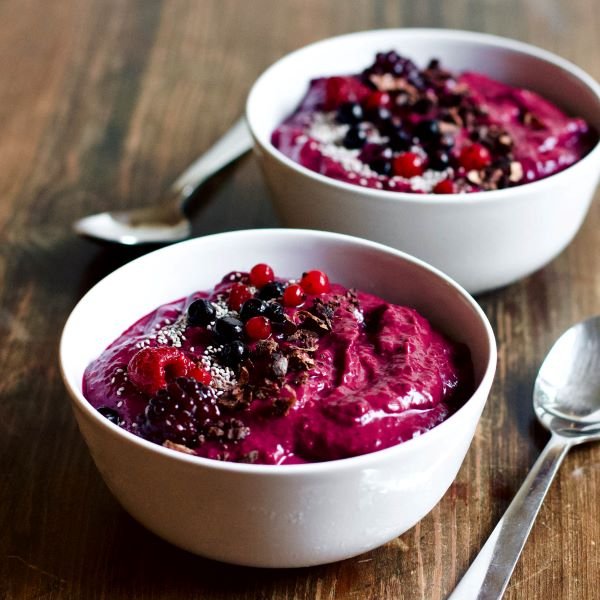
[73,118,253,245]
[450,315,600,599]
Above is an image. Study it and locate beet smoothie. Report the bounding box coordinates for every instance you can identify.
[271,51,597,194]
[83,265,473,465]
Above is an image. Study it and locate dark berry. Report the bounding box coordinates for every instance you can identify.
[228,283,253,312]
[300,270,330,295]
[342,126,367,149]
[429,150,451,171]
[388,129,412,152]
[336,102,363,124]
[459,143,492,170]
[413,97,433,114]
[439,93,463,108]
[239,298,267,322]
[98,406,120,425]
[393,152,426,178]
[283,284,305,307]
[187,299,216,327]
[370,157,393,176]
[414,119,440,143]
[264,301,286,323]
[367,106,392,124]
[258,281,285,300]
[218,341,248,369]
[249,263,275,288]
[245,316,272,341]
[143,377,218,447]
[214,316,244,342]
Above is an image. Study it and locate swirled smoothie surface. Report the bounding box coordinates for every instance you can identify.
[271,51,597,194]
[83,266,473,465]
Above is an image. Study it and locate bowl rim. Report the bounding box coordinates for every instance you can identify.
[60,228,497,476]
[246,27,600,205]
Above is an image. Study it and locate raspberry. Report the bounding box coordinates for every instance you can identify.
[128,346,194,395]
[143,377,219,447]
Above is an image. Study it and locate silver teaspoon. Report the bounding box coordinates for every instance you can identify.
[449,315,600,600]
[73,117,253,245]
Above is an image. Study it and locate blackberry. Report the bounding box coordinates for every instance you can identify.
[187,299,216,327]
[143,377,219,447]
[258,281,285,300]
[98,406,121,425]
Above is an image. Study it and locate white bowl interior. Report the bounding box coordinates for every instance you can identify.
[248,29,600,148]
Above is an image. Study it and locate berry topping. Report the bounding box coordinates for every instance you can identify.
[364,91,392,111]
[370,157,393,176]
[97,406,120,425]
[283,284,306,307]
[264,301,286,323]
[245,316,272,341]
[433,179,456,194]
[388,129,412,152]
[414,119,440,143]
[228,283,253,311]
[459,143,492,170]
[143,377,219,447]
[128,346,195,395]
[214,316,244,342]
[336,102,363,124]
[258,281,285,300]
[342,126,367,149]
[429,150,451,171]
[218,340,248,369]
[300,270,330,295]
[249,263,275,288]
[393,152,426,178]
[240,298,268,322]
[187,299,216,327]
[188,366,212,386]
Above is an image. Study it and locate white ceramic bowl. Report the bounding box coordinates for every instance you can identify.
[60,229,496,567]
[246,29,600,294]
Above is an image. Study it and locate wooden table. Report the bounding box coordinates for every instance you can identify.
[1,1,598,598]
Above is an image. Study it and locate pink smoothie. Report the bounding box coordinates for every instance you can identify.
[83,270,473,465]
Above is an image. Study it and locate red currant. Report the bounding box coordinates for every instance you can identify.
[433,179,456,194]
[249,263,275,288]
[228,283,253,311]
[393,152,426,178]
[245,316,272,340]
[188,365,212,385]
[283,284,305,307]
[458,143,492,170]
[300,270,330,295]
[364,91,392,110]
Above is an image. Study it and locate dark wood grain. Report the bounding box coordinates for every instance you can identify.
[1,1,598,598]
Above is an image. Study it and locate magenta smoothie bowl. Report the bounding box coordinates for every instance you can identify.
[271,51,597,194]
[83,263,473,465]
[60,230,496,566]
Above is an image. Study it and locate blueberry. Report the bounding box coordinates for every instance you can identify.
[388,129,412,152]
[367,106,392,124]
[342,126,367,149]
[336,102,363,124]
[265,302,286,323]
[258,281,284,300]
[214,316,244,342]
[98,406,121,425]
[370,157,393,176]
[414,119,440,143]
[413,97,433,115]
[187,299,216,327]
[429,150,450,171]
[240,298,267,322]
[218,341,248,369]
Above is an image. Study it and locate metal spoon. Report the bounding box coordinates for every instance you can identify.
[73,117,253,245]
[449,315,600,600]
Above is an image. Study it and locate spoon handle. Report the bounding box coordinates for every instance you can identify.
[171,117,254,204]
[448,434,570,600]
